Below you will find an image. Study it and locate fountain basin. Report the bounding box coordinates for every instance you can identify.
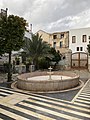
[17,71,79,93]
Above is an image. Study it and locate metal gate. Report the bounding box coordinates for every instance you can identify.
[71,52,88,69]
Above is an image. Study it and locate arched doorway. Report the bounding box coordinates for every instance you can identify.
[71,52,88,69]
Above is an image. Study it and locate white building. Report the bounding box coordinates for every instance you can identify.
[69,27,90,53]
[24,31,32,39]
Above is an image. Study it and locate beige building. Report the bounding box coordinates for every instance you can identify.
[36,30,51,44]
[36,30,69,54]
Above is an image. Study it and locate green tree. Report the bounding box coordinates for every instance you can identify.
[0,15,27,82]
[24,33,50,69]
[49,47,61,69]
[38,57,51,70]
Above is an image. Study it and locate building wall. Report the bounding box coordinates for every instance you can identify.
[69,27,90,53]
[51,31,69,54]
[36,30,69,54]
[51,32,69,47]
[36,30,51,44]
[25,31,32,39]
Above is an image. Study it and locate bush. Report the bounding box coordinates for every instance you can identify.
[38,57,50,70]
[4,63,12,73]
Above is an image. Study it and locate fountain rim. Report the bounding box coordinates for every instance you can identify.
[17,71,79,82]
[11,79,84,94]
[12,71,83,93]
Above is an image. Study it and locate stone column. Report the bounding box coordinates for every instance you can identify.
[29,65,35,72]
[65,49,72,70]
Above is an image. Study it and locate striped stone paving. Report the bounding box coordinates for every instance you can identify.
[0,79,90,120]
[72,79,90,108]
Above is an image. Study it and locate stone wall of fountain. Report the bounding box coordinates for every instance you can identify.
[17,71,80,93]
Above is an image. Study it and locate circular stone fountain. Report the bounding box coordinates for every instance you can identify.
[13,67,82,93]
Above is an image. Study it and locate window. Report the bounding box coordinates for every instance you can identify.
[77,47,79,51]
[60,41,63,48]
[82,35,87,42]
[53,35,57,39]
[72,36,76,43]
[80,47,83,51]
[60,34,64,39]
[53,42,56,48]
[76,47,83,51]
[88,36,90,40]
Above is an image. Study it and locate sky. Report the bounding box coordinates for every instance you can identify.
[0,0,90,33]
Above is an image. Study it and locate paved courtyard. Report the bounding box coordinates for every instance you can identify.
[0,70,90,120]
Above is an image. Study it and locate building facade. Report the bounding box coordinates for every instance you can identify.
[69,27,90,69]
[69,27,90,53]
[37,30,69,54]
[24,31,32,39]
[36,30,51,44]
[51,31,69,54]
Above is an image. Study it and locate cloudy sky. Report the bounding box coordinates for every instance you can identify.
[0,0,90,33]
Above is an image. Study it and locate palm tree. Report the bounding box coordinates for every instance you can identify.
[24,33,50,69]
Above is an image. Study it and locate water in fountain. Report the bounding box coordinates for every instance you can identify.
[27,66,72,81]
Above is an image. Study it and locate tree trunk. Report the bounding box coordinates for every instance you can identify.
[7,51,12,82]
[33,58,38,70]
